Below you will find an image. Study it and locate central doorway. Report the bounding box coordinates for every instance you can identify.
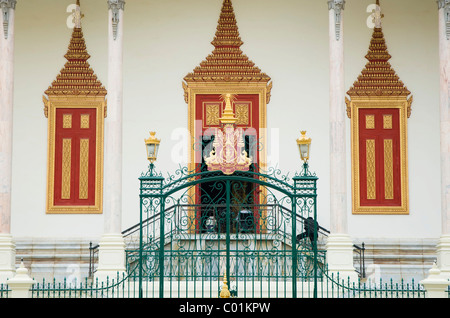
[200,134,258,234]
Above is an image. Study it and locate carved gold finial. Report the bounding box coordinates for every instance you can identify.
[373,0,384,28]
[219,274,231,298]
[219,93,237,125]
[74,0,84,29]
[346,9,410,98]
[43,2,106,98]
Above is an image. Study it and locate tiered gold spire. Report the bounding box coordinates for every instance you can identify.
[44,1,106,96]
[184,0,270,83]
[346,1,410,98]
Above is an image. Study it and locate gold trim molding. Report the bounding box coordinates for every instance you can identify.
[183,82,271,231]
[44,95,106,214]
[43,2,106,214]
[347,5,411,215]
[348,97,409,215]
[183,82,270,172]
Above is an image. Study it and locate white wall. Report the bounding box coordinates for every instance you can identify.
[10,0,441,242]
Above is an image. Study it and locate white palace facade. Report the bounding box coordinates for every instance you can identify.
[0,0,450,297]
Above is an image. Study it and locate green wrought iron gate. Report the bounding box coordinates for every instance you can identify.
[130,163,323,298]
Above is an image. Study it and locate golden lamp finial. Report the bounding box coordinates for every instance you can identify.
[297,131,312,162]
[144,131,161,164]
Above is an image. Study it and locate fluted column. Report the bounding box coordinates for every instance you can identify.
[95,0,126,282]
[0,0,17,284]
[325,0,357,282]
[436,0,450,279]
[328,0,347,234]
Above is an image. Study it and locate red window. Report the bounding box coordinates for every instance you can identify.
[53,108,97,206]
[358,108,401,207]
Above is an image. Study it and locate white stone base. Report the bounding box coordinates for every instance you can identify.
[7,261,36,298]
[0,234,16,284]
[436,234,450,279]
[420,263,450,298]
[94,233,126,283]
[325,233,359,283]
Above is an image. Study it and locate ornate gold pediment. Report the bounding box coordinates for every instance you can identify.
[44,1,106,100]
[183,0,271,85]
[346,2,411,215]
[43,1,106,214]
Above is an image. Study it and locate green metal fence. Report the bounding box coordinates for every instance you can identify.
[321,272,426,298]
[132,162,321,298]
[0,284,9,298]
[31,273,133,298]
[27,269,427,299]
[23,162,432,298]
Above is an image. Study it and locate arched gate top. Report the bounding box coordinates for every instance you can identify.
[139,163,318,198]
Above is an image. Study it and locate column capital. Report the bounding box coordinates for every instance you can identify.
[438,0,450,40]
[0,0,16,9]
[328,0,345,11]
[107,0,125,11]
[107,0,125,41]
[0,0,16,40]
[438,0,450,9]
[328,0,345,41]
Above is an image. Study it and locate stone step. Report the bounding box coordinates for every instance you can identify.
[353,239,437,283]
[11,238,439,284]
[14,239,95,283]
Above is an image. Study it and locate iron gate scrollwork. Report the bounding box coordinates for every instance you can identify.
[130,162,323,298]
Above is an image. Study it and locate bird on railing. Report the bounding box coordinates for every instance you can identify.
[296,217,318,247]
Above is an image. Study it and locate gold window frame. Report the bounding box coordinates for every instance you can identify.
[183,81,271,231]
[348,97,409,215]
[43,95,106,214]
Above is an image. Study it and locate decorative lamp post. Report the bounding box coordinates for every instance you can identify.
[296,130,312,175]
[139,131,163,297]
[145,131,160,175]
[295,129,317,298]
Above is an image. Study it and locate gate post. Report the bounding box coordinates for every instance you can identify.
[139,163,165,298]
[291,195,297,298]
[293,162,319,298]
[7,261,35,298]
[420,262,450,298]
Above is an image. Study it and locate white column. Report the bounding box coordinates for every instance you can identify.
[328,0,347,234]
[95,0,126,282]
[0,0,16,284]
[325,0,357,282]
[436,0,450,279]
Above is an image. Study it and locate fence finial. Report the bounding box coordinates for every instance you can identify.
[220,274,231,298]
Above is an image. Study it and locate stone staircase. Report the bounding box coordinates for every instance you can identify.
[14,238,94,284]
[11,237,438,285]
[354,238,437,284]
